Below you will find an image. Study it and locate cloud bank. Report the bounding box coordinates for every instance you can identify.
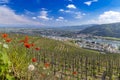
[88,11,120,24]
[0,6,41,26]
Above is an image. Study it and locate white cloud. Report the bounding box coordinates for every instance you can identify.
[82,13,86,15]
[84,0,98,6]
[59,9,74,13]
[24,10,34,15]
[0,0,9,4]
[67,4,76,9]
[0,6,41,25]
[56,16,67,22]
[38,10,51,20]
[59,8,85,19]
[84,1,92,6]
[59,9,72,13]
[98,11,120,23]
[65,10,72,13]
[74,12,82,19]
[56,17,64,21]
[89,11,120,24]
[32,17,37,20]
[59,9,64,12]
[58,17,64,20]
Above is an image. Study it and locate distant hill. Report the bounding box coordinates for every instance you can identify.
[79,22,120,38]
[52,24,95,31]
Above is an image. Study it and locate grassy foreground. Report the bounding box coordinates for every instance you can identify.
[0,33,120,80]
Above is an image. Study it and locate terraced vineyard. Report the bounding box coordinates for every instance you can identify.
[0,33,120,80]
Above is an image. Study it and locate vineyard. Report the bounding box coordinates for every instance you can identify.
[0,33,120,80]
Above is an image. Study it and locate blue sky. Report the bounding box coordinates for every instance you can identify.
[0,0,120,27]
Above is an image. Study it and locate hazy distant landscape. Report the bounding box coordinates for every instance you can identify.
[1,22,120,54]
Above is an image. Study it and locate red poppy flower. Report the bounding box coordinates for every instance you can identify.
[44,63,50,68]
[35,47,40,51]
[20,36,29,43]
[31,43,35,47]
[24,43,31,48]
[5,38,12,42]
[25,36,29,42]
[2,33,8,38]
[23,38,28,43]
[72,71,77,75]
[32,58,37,62]
[20,40,28,43]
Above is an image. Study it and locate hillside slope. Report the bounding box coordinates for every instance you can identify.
[79,22,120,38]
[0,33,120,80]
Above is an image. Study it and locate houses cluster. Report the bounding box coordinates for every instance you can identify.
[76,40,120,53]
[42,35,120,54]
[42,35,73,41]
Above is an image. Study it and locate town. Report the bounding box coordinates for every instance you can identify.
[42,35,120,54]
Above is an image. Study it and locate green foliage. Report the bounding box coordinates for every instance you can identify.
[0,45,15,80]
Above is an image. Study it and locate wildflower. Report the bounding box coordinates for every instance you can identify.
[8,69,12,73]
[28,64,35,71]
[3,43,9,49]
[20,36,29,43]
[32,58,37,62]
[35,47,40,51]
[2,33,8,38]
[31,43,35,47]
[24,43,31,48]
[43,67,46,70]
[20,40,28,43]
[44,63,50,68]
[56,72,61,78]
[5,38,12,42]
[0,42,2,44]
[24,36,29,43]
[23,40,28,43]
[72,71,77,75]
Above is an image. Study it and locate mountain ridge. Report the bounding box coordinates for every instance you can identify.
[79,22,120,38]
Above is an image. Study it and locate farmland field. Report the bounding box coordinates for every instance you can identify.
[0,33,120,80]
